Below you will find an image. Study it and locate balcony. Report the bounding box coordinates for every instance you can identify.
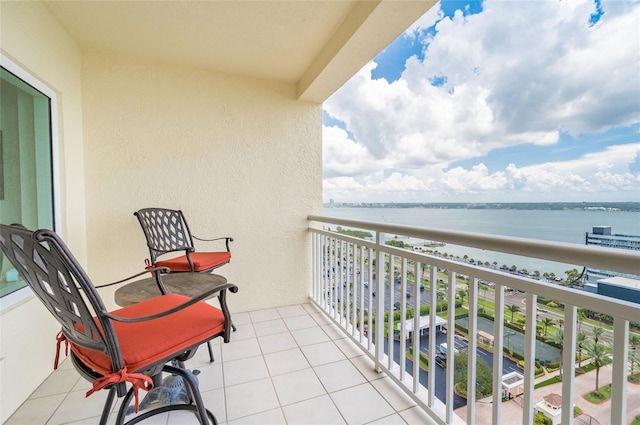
[6,215,640,425]
[6,303,437,425]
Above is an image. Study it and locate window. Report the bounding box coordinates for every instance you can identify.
[0,61,55,299]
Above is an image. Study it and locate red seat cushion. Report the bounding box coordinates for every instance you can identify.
[70,294,225,375]
[155,252,231,272]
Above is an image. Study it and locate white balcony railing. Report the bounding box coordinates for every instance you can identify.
[308,215,640,425]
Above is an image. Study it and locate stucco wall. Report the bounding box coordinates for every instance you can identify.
[0,1,87,421]
[81,51,323,313]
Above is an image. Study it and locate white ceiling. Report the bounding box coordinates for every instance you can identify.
[41,1,435,102]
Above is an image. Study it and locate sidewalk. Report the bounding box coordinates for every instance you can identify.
[455,363,640,424]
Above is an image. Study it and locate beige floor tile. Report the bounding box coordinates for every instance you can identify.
[301,341,347,366]
[4,393,66,425]
[263,348,310,376]
[47,389,112,425]
[221,337,261,361]
[282,395,346,425]
[258,331,298,354]
[330,383,395,424]
[223,356,269,386]
[30,368,81,399]
[366,413,408,424]
[197,362,224,392]
[398,405,440,425]
[290,327,331,346]
[227,407,286,425]
[224,378,280,421]
[371,377,417,411]
[271,368,326,406]
[314,359,367,392]
[277,304,308,318]
[201,387,226,424]
[249,308,281,322]
[253,318,288,336]
[283,314,317,331]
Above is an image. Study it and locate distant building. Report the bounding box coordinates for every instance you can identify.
[596,276,640,305]
[535,393,564,425]
[585,226,640,283]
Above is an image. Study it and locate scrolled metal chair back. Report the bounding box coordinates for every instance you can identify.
[0,224,119,361]
[134,208,195,263]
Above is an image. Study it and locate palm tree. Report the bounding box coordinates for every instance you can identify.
[584,340,610,397]
[577,309,587,333]
[457,290,467,306]
[592,326,604,345]
[541,317,554,335]
[576,331,587,370]
[546,330,564,380]
[507,304,520,322]
[629,334,640,382]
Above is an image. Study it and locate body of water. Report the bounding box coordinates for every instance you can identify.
[322,207,640,278]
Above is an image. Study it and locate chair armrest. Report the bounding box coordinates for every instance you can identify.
[94,267,171,289]
[192,235,234,252]
[103,282,238,323]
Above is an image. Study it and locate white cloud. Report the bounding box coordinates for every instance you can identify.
[323,0,640,202]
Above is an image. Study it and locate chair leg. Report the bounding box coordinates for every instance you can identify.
[207,341,215,362]
[164,363,215,425]
[99,387,117,425]
[115,364,218,425]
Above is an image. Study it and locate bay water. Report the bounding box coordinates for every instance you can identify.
[322,207,640,278]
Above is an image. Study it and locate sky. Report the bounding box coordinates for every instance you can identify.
[322,0,640,204]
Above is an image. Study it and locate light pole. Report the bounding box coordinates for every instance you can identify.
[505,330,515,353]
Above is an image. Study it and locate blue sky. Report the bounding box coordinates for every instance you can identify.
[322,0,640,203]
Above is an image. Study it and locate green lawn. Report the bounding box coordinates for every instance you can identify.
[583,383,611,403]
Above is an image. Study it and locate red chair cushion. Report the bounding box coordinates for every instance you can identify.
[70,294,225,375]
[155,252,231,272]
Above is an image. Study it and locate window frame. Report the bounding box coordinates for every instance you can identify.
[0,54,60,310]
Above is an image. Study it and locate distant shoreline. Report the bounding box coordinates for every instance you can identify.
[324,202,640,212]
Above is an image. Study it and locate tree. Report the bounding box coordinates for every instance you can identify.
[546,330,564,380]
[457,290,467,306]
[541,317,554,335]
[564,268,581,284]
[507,304,521,322]
[576,331,587,370]
[583,340,610,397]
[577,309,587,333]
[453,352,493,397]
[629,334,640,382]
[592,326,604,345]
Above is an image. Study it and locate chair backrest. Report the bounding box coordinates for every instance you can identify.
[134,208,195,264]
[0,224,124,371]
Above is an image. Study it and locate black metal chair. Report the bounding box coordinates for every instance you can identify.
[134,208,235,362]
[134,208,233,274]
[0,224,238,425]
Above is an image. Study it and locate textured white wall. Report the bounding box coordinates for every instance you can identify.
[81,51,323,313]
[0,2,87,421]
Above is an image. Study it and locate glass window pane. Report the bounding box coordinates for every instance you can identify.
[0,66,54,297]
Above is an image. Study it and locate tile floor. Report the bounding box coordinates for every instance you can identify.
[5,303,438,425]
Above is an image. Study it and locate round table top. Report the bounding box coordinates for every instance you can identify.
[114,273,228,307]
